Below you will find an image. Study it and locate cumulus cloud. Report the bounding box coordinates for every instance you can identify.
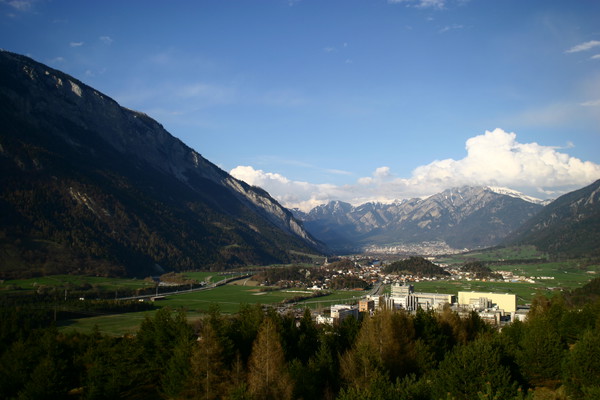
[411,129,600,188]
[231,128,600,211]
[565,40,600,54]
[230,165,341,211]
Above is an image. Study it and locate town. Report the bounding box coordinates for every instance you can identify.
[247,256,536,326]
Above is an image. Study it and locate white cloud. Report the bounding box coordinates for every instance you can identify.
[6,0,33,11]
[48,56,65,64]
[591,54,600,60]
[388,0,446,9]
[565,40,600,54]
[411,129,600,188]
[231,128,600,211]
[230,165,341,211]
[69,41,84,47]
[99,36,113,45]
[581,99,600,107]
[439,24,464,33]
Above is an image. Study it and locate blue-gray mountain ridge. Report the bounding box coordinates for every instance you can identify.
[292,186,547,252]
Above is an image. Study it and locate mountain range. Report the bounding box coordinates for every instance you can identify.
[0,50,322,278]
[1,50,598,279]
[292,186,546,252]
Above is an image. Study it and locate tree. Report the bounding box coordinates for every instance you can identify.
[228,303,264,364]
[186,323,227,400]
[135,308,195,397]
[516,317,565,388]
[563,327,600,398]
[340,309,416,390]
[431,335,519,400]
[247,317,293,400]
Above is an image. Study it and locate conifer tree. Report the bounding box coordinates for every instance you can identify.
[247,317,293,400]
[517,317,565,388]
[563,327,600,398]
[432,335,518,400]
[340,309,416,390]
[187,323,227,400]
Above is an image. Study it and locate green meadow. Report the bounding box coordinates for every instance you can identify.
[57,284,365,336]
[438,245,546,264]
[0,274,154,292]
[6,247,598,336]
[412,259,598,304]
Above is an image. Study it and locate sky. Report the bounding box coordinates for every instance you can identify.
[2,0,600,211]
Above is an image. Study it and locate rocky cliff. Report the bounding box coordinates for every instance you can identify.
[0,50,321,278]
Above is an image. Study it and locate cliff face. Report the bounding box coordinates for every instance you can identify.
[0,50,321,278]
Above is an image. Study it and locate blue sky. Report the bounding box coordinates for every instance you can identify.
[2,0,600,210]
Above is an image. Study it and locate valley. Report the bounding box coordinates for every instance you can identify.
[1,49,600,400]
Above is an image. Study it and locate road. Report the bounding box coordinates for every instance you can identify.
[115,274,252,301]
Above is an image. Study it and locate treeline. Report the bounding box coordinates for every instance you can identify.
[461,261,503,280]
[383,256,450,277]
[253,266,307,285]
[1,283,600,399]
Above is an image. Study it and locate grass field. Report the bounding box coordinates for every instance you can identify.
[57,283,367,336]
[181,271,238,284]
[8,247,599,336]
[411,280,552,304]
[0,274,154,292]
[411,259,598,304]
[438,245,546,264]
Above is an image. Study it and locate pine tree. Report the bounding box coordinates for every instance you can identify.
[563,327,600,398]
[431,335,519,400]
[247,317,293,400]
[186,323,227,400]
[517,317,565,388]
[340,309,416,390]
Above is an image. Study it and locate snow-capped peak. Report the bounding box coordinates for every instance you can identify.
[487,186,545,204]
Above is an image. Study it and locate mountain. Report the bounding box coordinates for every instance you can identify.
[293,186,544,252]
[503,179,600,257]
[0,50,322,278]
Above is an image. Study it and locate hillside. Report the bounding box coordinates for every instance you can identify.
[504,179,600,257]
[0,50,322,278]
[383,256,450,277]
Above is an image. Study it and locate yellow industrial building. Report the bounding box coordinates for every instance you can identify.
[458,291,517,314]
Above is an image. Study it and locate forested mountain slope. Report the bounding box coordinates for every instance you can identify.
[504,179,600,257]
[0,50,322,278]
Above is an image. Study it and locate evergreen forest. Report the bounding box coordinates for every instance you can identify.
[1,279,600,400]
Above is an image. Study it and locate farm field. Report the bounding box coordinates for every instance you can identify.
[411,259,598,304]
[57,283,366,336]
[411,280,551,304]
[0,274,154,293]
[182,271,243,284]
[437,245,546,263]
